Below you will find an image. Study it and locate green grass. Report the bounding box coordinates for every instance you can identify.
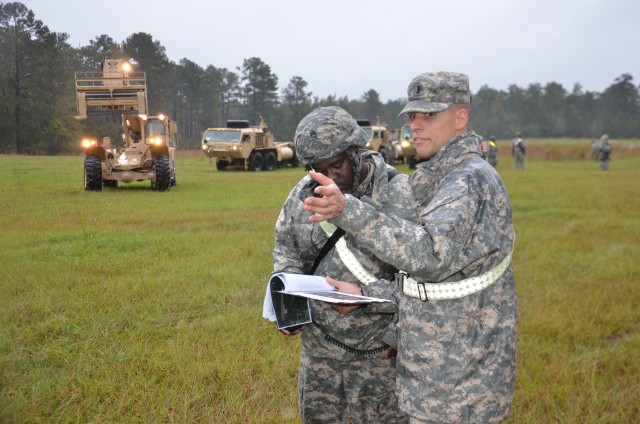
[1,145,639,423]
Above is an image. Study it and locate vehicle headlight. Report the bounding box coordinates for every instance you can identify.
[81,138,97,148]
[202,144,208,150]
[147,137,164,145]
[401,140,412,148]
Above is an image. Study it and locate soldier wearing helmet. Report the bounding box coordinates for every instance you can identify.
[598,134,612,170]
[271,106,415,423]
[294,106,369,197]
[487,135,499,168]
[512,131,526,170]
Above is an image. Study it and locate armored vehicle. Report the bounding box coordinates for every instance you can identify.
[356,118,398,165]
[201,118,298,171]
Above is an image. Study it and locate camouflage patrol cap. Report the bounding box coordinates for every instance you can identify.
[399,71,471,116]
[294,106,367,166]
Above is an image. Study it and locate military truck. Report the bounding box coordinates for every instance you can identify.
[395,124,417,168]
[201,118,298,171]
[356,118,399,165]
[75,59,177,191]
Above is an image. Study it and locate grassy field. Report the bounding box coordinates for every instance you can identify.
[1,141,639,423]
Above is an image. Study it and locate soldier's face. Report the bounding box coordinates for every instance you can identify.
[311,152,355,193]
[409,106,467,159]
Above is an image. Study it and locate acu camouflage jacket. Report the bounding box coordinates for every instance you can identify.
[332,134,518,423]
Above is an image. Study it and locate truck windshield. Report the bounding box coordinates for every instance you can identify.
[203,130,241,143]
[145,119,165,136]
[362,128,372,140]
[402,126,412,139]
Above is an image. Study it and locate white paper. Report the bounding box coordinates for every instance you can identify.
[262,273,390,323]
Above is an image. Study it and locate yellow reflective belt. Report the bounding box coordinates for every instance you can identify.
[401,250,513,301]
[318,221,377,285]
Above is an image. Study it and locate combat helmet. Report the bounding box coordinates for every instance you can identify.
[294,106,368,186]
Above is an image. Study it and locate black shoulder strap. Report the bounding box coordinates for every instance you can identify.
[386,169,399,181]
[310,227,346,275]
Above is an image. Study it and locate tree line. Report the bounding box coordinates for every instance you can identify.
[1,2,639,154]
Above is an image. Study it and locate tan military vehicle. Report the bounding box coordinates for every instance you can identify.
[396,124,417,168]
[75,59,177,191]
[356,118,399,165]
[201,118,297,171]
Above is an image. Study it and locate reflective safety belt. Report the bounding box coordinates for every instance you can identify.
[318,221,378,285]
[399,250,513,301]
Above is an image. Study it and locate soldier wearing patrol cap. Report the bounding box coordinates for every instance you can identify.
[304,73,518,423]
[272,106,415,423]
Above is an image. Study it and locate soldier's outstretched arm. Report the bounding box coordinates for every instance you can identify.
[303,171,346,222]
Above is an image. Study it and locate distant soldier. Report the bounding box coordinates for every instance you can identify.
[598,134,612,170]
[487,135,499,168]
[512,131,526,170]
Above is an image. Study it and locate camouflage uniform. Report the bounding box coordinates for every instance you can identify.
[487,137,498,168]
[330,73,517,423]
[598,134,612,170]
[273,106,415,423]
[512,133,525,170]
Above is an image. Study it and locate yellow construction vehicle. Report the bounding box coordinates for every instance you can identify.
[75,59,177,190]
[201,118,297,171]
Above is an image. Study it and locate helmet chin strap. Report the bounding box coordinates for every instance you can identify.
[346,147,365,198]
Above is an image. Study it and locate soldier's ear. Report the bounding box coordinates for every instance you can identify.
[455,107,469,130]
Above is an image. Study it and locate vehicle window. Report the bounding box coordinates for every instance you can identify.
[203,130,241,143]
[145,120,165,136]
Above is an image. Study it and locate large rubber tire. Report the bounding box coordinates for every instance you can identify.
[249,152,264,171]
[408,156,417,170]
[264,151,277,171]
[216,160,229,171]
[152,155,171,191]
[290,154,300,168]
[84,155,102,191]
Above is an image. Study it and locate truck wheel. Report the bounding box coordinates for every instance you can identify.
[152,155,171,191]
[249,152,264,171]
[264,151,277,171]
[408,156,416,169]
[216,160,229,171]
[84,155,102,191]
[291,154,300,168]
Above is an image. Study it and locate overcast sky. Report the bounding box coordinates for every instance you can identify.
[25,0,639,101]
